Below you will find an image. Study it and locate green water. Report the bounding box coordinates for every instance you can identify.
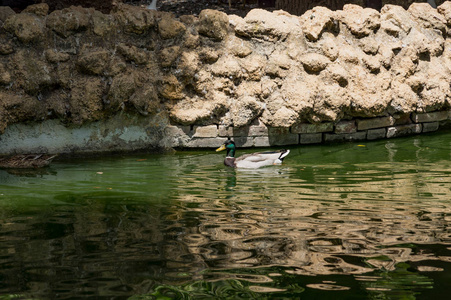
[1,133,451,299]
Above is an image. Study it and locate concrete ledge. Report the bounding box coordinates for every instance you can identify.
[367,128,386,140]
[422,122,439,133]
[268,127,299,145]
[335,120,356,134]
[387,124,422,138]
[412,111,449,123]
[2,110,451,154]
[292,122,333,134]
[193,125,218,138]
[356,116,393,131]
[324,131,367,143]
[300,133,322,144]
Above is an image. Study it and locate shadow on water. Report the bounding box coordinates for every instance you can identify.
[1,132,451,298]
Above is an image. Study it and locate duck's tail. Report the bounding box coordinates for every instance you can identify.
[275,149,290,164]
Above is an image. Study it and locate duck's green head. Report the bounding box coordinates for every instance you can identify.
[216,139,236,157]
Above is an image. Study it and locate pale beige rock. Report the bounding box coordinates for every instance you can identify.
[362,55,381,73]
[178,51,200,77]
[339,45,362,65]
[227,36,253,58]
[438,1,451,26]
[211,55,241,77]
[339,4,380,37]
[170,93,227,125]
[261,105,299,127]
[230,96,264,127]
[300,53,330,73]
[236,9,302,41]
[299,6,337,42]
[325,64,349,87]
[380,5,416,34]
[389,81,419,114]
[408,3,447,34]
[240,54,266,81]
[320,36,339,61]
[359,37,380,55]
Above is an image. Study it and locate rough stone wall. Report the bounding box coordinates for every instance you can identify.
[275,1,447,15]
[1,2,451,154]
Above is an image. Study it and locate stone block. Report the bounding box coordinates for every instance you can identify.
[234,137,254,147]
[291,122,333,134]
[268,127,290,135]
[192,125,218,138]
[164,125,191,136]
[386,124,422,138]
[254,136,270,147]
[219,125,256,137]
[412,111,448,123]
[300,133,322,144]
[367,128,386,140]
[163,125,191,147]
[268,128,299,145]
[335,120,356,134]
[249,125,269,136]
[422,122,439,133]
[392,113,412,125]
[324,131,367,143]
[232,126,251,137]
[269,134,299,146]
[186,137,224,148]
[356,116,393,131]
[218,125,232,137]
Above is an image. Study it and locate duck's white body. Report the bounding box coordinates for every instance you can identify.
[217,139,290,169]
[226,150,290,169]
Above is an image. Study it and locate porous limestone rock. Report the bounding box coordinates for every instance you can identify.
[197,9,229,41]
[3,13,45,43]
[299,6,337,42]
[339,4,381,37]
[46,6,91,38]
[1,2,451,148]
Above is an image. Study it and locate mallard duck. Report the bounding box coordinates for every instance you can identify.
[0,154,58,169]
[216,139,290,168]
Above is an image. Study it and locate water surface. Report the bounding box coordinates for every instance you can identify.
[1,132,451,299]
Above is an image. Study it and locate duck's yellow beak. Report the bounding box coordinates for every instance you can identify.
[216,144,226,152]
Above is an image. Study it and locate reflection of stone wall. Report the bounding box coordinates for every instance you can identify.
[1,2,451,154]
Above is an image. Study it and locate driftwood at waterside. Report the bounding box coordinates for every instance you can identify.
[0,154,58,169]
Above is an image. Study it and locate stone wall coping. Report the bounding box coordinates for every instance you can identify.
[2,111,451,154]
